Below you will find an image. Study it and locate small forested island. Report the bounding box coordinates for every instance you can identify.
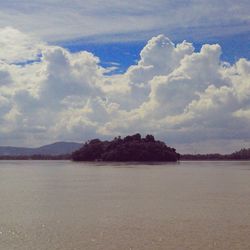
[72,134,180,162]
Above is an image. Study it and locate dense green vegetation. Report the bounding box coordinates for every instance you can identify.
[72,134,180,162]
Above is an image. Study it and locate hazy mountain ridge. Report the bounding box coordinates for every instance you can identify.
[0,142,82,156]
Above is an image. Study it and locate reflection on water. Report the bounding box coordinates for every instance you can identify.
[0,160,250,250]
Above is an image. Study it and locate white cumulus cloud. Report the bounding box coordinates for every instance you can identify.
[0,28,250,153]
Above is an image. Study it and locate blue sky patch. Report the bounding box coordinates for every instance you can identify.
[62,32,250,74]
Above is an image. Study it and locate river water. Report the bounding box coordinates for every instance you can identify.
[0,160,250,250]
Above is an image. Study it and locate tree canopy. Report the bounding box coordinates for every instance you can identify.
[72,134,180,162]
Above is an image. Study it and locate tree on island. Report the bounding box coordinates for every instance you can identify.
[180,147,250,160]
[228,148,250,160]
[71,134,180,162]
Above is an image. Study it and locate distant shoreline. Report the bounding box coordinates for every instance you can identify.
[1,136,250,161]
[1,157,250,161]
[1,152,250,161]
[0,155,71,160]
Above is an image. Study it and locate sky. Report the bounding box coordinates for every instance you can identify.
[0,0,250,153]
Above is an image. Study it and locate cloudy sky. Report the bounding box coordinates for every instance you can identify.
[0,0,250,153]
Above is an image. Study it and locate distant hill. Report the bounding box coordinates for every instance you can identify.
[0,142,82,156]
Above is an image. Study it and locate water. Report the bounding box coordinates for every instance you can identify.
[0,160,250,250]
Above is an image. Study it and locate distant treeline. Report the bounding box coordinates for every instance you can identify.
[0,154,71,160]
[181,148,250,160]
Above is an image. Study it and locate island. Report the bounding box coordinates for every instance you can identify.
[72,134,180,162]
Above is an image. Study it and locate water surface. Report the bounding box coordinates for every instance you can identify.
[0,160,250,250]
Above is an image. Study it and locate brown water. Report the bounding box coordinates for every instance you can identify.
[0,160,250,250]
